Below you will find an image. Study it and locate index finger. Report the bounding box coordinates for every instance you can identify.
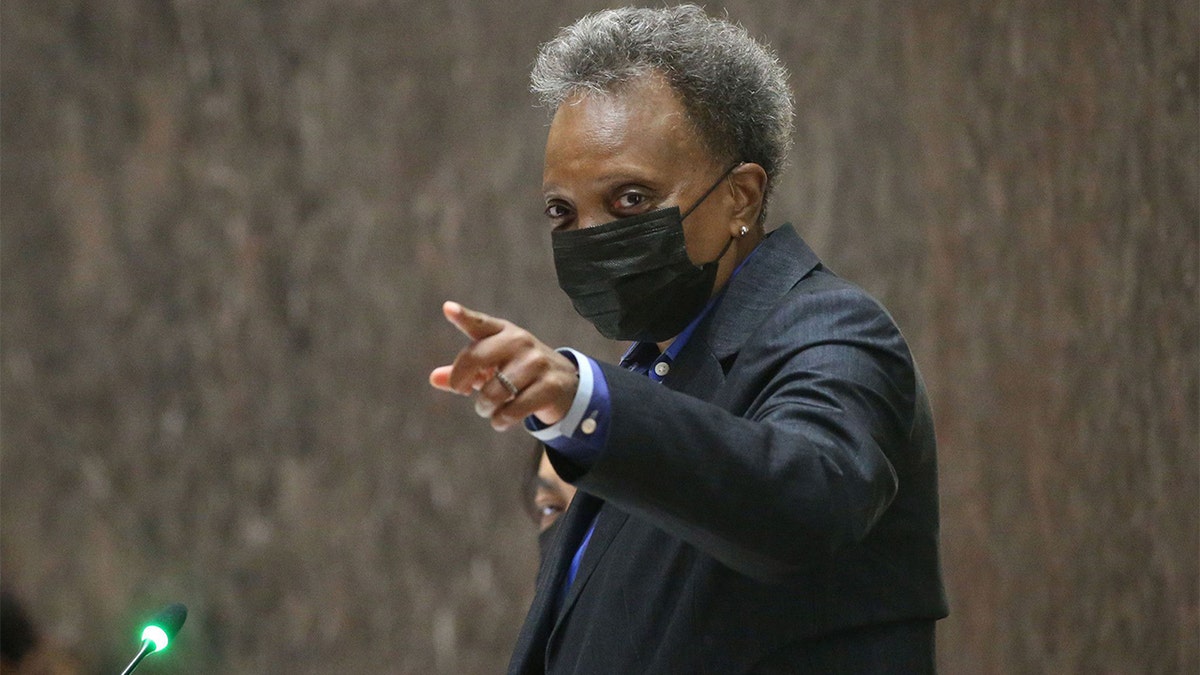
[442,301,506,341]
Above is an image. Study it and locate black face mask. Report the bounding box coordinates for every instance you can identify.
[551,166,738,343]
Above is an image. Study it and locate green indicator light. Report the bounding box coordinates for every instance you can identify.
[141,625,169,653]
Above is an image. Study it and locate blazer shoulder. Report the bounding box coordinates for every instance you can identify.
[765,265,911,351]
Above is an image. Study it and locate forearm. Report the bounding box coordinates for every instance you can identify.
[549,341,910,580]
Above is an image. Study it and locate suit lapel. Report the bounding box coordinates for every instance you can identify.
[664,224,820,396]
[508,492,603,673]
[665,331,725,396]
[703,224,821,360]
[552,503,630,622]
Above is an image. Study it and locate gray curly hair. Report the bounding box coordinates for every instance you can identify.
[530,5,794,220]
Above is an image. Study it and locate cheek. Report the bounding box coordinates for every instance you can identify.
[683,214,731,264]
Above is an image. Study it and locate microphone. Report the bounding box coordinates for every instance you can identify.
[119,603,187,675]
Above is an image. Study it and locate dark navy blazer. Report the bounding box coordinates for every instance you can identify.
[509,225,949,674]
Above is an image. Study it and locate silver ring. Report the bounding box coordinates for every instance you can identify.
[494,371,520,400]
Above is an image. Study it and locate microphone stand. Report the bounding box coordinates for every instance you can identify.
[119,640,154,675]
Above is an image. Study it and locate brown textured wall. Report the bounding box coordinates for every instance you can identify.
[1,1,1195,673]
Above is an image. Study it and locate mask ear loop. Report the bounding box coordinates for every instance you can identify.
[681,162,745,220]
[683,163,746,266]
[704,228,738,265]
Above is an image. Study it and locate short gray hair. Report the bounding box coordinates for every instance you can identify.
[531,5,794,216]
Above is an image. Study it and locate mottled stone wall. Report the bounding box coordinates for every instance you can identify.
[1,1,1195,673]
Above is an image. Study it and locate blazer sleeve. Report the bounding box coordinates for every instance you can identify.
[546,280,918,581]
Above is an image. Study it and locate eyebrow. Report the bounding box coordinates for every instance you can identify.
[543,170,662,197]
[593,169,655,184]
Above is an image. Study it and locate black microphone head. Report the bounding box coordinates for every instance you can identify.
[150,603,187,640]
[140,602,188,654]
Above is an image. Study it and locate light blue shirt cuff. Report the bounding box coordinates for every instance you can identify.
[524,349,610,468]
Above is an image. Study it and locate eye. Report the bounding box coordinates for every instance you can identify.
[614,190,648,211]
[544,201,574,229]
[535,492,568,529]
[544,202,570,219]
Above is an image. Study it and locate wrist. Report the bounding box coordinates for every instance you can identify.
[525,348,594,440]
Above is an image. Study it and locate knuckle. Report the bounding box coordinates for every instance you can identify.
[513,329,535,350]
[552,372,572,390]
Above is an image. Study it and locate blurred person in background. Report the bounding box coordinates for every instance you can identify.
[1,591,80,675]
[431,5,947,673]
[522,441,578,561]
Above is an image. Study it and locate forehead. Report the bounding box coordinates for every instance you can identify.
[542,75,714,190]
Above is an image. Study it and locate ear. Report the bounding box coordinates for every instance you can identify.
[725,162,768,234]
